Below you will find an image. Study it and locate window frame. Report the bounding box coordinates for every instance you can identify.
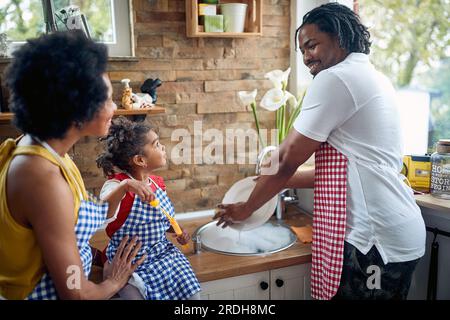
[4,0,134,58]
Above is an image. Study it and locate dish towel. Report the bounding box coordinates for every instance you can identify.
[311,142,348,300]
[291,225,313,244]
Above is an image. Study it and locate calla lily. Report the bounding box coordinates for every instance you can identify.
[238,89,264,147]
[285,91,298,109]
[264,67,291,90]
[244,66,305,146]
[260,88,297,111]
[237,89,257,107]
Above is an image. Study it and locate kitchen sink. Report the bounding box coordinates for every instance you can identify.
[192,220,297,256]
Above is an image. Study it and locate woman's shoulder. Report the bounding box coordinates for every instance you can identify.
[10,151,61,179]
[7,154,76,227]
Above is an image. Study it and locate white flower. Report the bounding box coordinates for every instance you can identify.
[285,91,298,109]
[260,88,297,111]
[264,67,291,89]
[237,89,257,107]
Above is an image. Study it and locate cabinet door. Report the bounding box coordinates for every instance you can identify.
[200,271,270,300]
[270,263,311,300]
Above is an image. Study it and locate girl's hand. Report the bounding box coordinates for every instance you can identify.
[122,179,156,203]
[103,235,146,289]
[173,229,190,245]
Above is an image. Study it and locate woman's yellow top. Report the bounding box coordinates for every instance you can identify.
[0,138,87,300]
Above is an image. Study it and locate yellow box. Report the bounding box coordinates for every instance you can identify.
[402,155,431,191]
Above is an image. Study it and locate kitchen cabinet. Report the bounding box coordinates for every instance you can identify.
[186,0,262,38]
[200,263,311,300]
[200,270,270,300]
[270,263,311,300]
[407,200,450,300]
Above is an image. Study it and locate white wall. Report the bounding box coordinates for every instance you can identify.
[396,89,430,155]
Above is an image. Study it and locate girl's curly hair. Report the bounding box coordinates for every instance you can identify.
[96,116,154,177]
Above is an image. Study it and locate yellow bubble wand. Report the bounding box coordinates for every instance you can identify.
[150,199,188,250]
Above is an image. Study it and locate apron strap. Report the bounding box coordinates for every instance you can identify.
[311,142,348,300]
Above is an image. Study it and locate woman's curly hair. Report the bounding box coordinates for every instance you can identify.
[96,116,154,177]
[295,3,371,54]
[5,30,108,140]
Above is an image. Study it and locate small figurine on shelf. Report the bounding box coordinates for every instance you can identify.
[121,78,133,110]
[121,78,156,110]
[141,78,162,104]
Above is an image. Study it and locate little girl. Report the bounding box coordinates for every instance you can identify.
[96,116,201,300]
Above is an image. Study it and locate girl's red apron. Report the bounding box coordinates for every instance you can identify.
[103,173,200,300]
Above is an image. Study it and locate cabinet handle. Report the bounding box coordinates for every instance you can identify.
[260,281,269,290]
[276,279,284,288]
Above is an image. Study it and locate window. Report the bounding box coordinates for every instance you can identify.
[290,0,449,156]
[359,0,450,154]
[0,0,132,57]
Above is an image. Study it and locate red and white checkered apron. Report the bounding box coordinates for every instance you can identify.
[311,142,348,300]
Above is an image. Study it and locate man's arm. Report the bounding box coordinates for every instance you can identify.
[215,130,321,226]
[285,168,315,189]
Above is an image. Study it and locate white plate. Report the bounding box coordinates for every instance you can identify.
[222,176,278,231]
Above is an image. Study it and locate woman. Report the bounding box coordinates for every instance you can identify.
[0,31,151,299]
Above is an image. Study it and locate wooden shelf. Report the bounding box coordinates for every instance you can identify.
[186,0,262,38]
[0,112,12,121]
[114,106,165,116]
[0,106,165,122]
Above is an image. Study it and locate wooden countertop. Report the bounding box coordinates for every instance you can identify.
[89,205,313,283]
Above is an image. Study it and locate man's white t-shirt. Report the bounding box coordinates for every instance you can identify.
[294,53,425,264]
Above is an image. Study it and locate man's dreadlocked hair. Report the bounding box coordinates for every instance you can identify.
[295,3,371,54]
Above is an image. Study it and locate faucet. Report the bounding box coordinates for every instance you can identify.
[276,189,299,220]
[255,146,298,220]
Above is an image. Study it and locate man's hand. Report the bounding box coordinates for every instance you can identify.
[213,202,253,228]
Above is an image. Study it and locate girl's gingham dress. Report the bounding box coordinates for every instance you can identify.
[27,198,108,300]
[310,142,348,300]
[105,177,201,300]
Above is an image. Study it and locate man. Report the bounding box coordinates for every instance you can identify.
[214,3,425,300]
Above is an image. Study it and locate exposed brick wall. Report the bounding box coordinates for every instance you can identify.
[0,0,291,213]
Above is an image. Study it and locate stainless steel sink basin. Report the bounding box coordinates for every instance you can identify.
[193,220,297,256]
